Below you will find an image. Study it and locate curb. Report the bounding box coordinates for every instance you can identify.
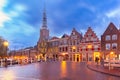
[87,65,120,77]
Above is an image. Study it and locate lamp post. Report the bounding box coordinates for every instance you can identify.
[3,41,9,56]
[109,51,114,70]
[3,41,9,67]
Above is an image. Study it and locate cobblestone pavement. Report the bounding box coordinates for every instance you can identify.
[0,61,119,80]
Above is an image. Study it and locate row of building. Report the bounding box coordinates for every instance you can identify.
[9,7,120,62]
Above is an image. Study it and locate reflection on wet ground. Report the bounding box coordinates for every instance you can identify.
[0,61,119,80]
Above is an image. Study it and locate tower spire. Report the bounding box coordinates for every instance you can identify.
[42,1,47,29]
[39,1,49,42]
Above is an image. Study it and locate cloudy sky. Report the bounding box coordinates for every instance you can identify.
[0,0,120,50]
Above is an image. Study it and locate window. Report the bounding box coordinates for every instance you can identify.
[63,40,67,45]
[94,45,98,48]
[77,47,79,52]
[88,33,92,37]
[112,34,117,40]
[86,38,89,41]
[66,47,68,51]
[63,47,64,52]
[73,40,75,45]
[59,48,61,52]
[106,43,110,50]
[106,35,110,40]
[73,32,75,35]
[70,48,72,52]
[93,38,97,41]
[112,43,117,49]
[73,49,75,52]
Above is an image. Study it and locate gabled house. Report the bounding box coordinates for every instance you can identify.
[101,22,120,60]
[80,27,101,61]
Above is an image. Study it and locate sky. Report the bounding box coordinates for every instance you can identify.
[0,0,120,50]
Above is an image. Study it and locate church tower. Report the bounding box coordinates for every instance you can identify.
[39,6,49,42]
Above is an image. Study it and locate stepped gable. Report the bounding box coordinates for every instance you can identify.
[82,27,99,42]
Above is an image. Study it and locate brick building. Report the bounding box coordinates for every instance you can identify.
[101,22,120,60]
[80,27,101,61]
[68,28,83,61]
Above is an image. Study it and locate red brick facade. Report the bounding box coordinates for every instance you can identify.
[101,22,120,60]
[80,27,101,61]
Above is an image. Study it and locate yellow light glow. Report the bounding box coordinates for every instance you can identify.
[62,53,68,56]
[110,51,115,59]
[94,52,100,61]
[72,46,76,49]
[2,70,15,80]
[61,61,67,77]
[14,56,17,59]
[110,51,114,55]
[35,55,37,58]
[3,41,9,47]
[87,44,92,49]
[62,53,66,56]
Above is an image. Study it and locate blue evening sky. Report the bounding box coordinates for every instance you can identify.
[0,0,120,50]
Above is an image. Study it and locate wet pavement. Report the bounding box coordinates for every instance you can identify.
[87,63,120,77]
[0,61,119,80]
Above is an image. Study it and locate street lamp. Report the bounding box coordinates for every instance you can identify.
[109,51,114,70]
[2,41,9,67]
[3,41,9,47]
[3,41,9,57]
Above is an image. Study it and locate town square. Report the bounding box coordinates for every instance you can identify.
[0,0,120,80]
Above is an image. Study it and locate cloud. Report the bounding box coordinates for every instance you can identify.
[1,0,120,50]
[0,0,8,9]
[0,0,10,27]
[77,2,96,12]
[105,7,120,18]
[0,11,11,27]
[0,1,38,49]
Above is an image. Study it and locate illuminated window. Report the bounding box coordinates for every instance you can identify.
[106,43,110,50]
[112,34,117,40]
[112,43,117,49]
[106,35,110,40]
